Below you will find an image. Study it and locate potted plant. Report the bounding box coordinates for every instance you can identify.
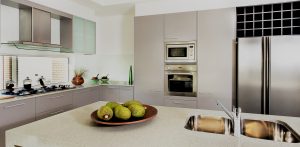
[72,68,87,86]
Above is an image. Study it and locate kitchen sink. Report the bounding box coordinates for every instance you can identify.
[242,119,300,143]
[185,115,300,143]
[184,115,232,135]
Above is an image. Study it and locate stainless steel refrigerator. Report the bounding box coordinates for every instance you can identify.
[236,36,300,117]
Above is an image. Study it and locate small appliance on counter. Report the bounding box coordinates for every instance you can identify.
[23,77,32,91]
[4,80,16,94]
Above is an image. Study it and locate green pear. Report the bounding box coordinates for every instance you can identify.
[97,106,113,121]
[114,106,131,120]
[129,104,146,118]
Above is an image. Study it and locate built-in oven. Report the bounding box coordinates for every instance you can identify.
[165,41,196,63]
[164,65,197,97]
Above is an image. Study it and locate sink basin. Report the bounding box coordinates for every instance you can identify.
[185,115,232,135]
[242,119,300,143]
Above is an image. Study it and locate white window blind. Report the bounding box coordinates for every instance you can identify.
[52,58,69,83]
[0,56,3,89]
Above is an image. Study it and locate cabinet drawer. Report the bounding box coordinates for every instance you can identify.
[73,87,100,108]
[36,104,73,120]
[165,98,197,108]
[36,91,73,114]
[0,98,35,128]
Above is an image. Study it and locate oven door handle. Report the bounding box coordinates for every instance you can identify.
[165,72,193,75]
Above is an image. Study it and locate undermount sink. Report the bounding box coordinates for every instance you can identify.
[185,115,300,143]
[184,115,233,135]
[242,119,300,143]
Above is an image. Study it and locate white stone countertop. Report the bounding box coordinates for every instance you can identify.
[6,101,300,147]
[0,81,133,105]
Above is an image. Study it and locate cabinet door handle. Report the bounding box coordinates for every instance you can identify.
[4,103,26,109]
[50,95,63,99]
[173,101,184,104]
[50,109,65,115]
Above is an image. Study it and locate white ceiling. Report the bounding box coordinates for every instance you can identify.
[91,0,151,6]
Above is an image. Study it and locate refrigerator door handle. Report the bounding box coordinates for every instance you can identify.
[266,37,270,114]
[261,37,267,114]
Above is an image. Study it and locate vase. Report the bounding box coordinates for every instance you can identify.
[72,76,84,85]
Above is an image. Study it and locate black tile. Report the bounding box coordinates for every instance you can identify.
[255,6,263,13]
[237,23,245,30]
[283,19,291,27]
[237,7,245,14]
[293,19,300,26]
[273,4,282,11]
[246,30,253,36]
[255,14,263,20]
[263,29,272,36]
[283,28,291,35]
[246,14,253,21]
[283,3,292,10]
[254,29,263,36]
[246,22,253,29]
[263,21,272,28]
[255,21,262,28]
[246,6,254,13]
[264,5,272,12]
[273,12,282,19]
[294,10,300,18]
[283,11,291,19]
[273,20,282,28]
[273,28,282,35]
[237,15,244,22]
[264,13,272,20]
[293,27,300,34]
[293,2,300,10]
[237,30,245,37]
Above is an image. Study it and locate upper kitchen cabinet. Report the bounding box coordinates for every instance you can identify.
[134,15,165,106]
[72,16,96,54]
[164,11,197,42]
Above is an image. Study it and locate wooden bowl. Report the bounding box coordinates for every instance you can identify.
[91,105,158,126]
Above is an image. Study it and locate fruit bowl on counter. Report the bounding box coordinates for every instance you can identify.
[91,100,158,126]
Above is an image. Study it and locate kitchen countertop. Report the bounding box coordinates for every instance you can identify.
[5,101,300,147]
[0,81,133,105]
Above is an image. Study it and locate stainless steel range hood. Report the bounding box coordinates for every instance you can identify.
[1,0,73,50]
[7,7,62,49]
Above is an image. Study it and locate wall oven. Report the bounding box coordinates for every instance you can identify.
[165,41,196,63]
[164,65,197,97]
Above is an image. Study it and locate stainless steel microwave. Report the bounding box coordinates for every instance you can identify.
[165,41,196,63]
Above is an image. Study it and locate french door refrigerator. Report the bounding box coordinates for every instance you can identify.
[237,36,300,117]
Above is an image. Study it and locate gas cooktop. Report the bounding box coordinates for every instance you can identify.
[2,85,75,96]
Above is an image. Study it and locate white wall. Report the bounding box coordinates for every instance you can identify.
[74,14,134,82]
[135,0,299,16]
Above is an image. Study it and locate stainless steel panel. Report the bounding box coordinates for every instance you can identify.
[238,37,262,114]
[19,8,32,42]
[164,65,197,97]
[270,36,300,117]
[32,8,51,44]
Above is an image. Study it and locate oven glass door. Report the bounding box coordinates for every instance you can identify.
[168,74,193,92]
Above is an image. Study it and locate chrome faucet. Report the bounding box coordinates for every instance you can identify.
[216,100,241,137]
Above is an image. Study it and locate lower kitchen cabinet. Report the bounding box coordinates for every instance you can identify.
[0,98,36,147]
[134,91,164,106]
[164,96,197,109]
[119,86,134,102]
[100,86,134,103]
[73,86,101,108]
[36,91,73,120]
